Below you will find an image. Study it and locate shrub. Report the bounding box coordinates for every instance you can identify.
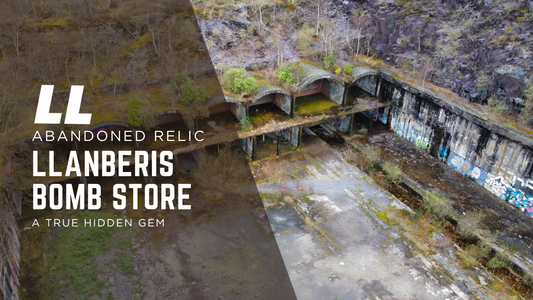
[125,91,148,127]
[222,68,246,90]
[523,82,533,112]
[222,68,258,95]
[175,72,207,106]
[487,96,506,114]
[487,254,510,269]
[335,68,341,75]
[343,146,358,164]
[323,54,335,69]
[477,71,490,85]
[464,242,490,260]
[420,190,454,220]
[361,146,380,170]
[240,113,251,131]
[458,210,484,240]
[382,162,403,184]
[297,23,314,53]
[277,66,295,84]
[343,64,353,74]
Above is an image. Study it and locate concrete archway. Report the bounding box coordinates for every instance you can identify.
[292,62,345,116]
[250,83,291,116]
[345,66,380,107]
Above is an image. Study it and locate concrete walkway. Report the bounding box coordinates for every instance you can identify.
[253,133,496,300]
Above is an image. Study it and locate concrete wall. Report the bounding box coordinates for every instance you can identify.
[352,75,379,96]
[281,126,299,147]
[208,103,230,114]
[295,80,322,98]
[273,93,291,115]
[383,79,533,207]
[321,79,343,104]
[251,94,274,106]
[251,93,291,116]
[230,102,246,122]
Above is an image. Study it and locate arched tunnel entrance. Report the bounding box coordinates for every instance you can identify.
[248,85,292,127]
[292,62,344,116]
[294,78,344,116]
[345,67,380,107]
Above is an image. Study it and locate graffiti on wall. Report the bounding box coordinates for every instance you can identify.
[379,109,388,124]
[484,175,533,212]
[447,152,488,185]
[391,119,431,151]
[388,87,533,217]
[281,126,299,147]
[415,136,431,151]
[438,147,449,162]
[240,137,253,157]
[363,109,379,121]
[332,118,350,133]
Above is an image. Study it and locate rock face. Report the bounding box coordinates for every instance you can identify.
[380,77,533,206]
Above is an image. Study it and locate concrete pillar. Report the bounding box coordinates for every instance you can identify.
[290,96,296,118]
[342,82,349,108]
[348,113,355,135]
[374,76,381,97]
[297,126,303,149]
[277,132,281,156]
[252,136,257,161]
[376,76,384,101]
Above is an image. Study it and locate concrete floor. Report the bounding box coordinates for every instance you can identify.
[254,132,495,300]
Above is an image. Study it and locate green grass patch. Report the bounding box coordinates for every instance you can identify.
[40,210,134,299]
[294,94,340,115]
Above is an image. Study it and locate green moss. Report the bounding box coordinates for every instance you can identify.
[120,34,150,56]
[39,210,135,299]
[295,94,340,116]
[35,18,70,27]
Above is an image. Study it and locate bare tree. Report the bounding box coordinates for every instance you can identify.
[352,9,370,60]
[311,0,329,36]
[342,20,356,57]
[420,59,434,90]
[317,18,338,56]
[251,0,269,36]
[366,26,376,56]
[147,15,160,57]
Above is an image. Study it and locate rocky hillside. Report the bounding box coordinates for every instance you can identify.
[195,0,533,125]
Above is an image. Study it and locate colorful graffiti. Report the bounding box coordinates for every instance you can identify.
[447,152,488,185]
[364,109,388,124]
[484,175,533,215]
[390,116,533,218]
[363,109,379,121]
[332,118,350,133]
[379,109,388,124]
[281,126,299,147]
[391,120,431,151]
[415,136,431,151]
[438,146,449,162]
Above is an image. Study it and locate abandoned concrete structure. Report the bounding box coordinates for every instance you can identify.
[5,60,533,299]
[0,190,21,300]
[38,60,532,216]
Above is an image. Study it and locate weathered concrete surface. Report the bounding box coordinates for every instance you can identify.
[251,83,292,115]
[252,133,498,300]
[380,75,533,210]
[350,66,379,96]
[292,62,344,104]
[353,130,533,275]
